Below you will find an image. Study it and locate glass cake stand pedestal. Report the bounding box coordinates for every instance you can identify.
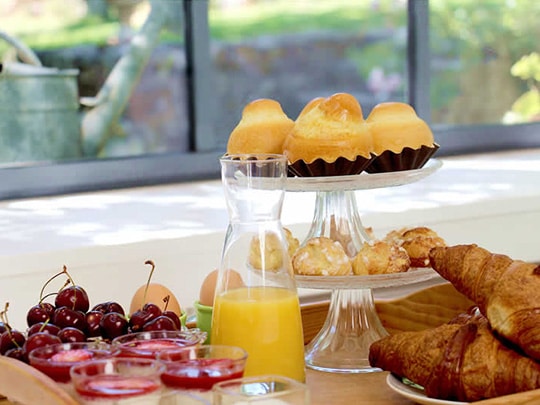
[285,159,442,373]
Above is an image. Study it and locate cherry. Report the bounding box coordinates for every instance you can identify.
[26,303,55,327]
[27,322,61,337]
[143,315,177,331]
[0,330,26,355]
[0,322,6,334]
[0,304,26,355]
[100,312,128,340]
[55,285,90,313]
[86,311,104,338]
[53,307,87,332]
[142,303,162,321]
[57,327,86,343]
[162,310,182,330]
[5,347,26,362]
[92,301,125,316]
[128,260,166,330]
[23,332,62,358]
[129,309,157,333]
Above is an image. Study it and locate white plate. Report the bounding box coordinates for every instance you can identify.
[386,374,469,405]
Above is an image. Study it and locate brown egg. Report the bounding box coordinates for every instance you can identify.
[199,269,244,307]
[130,283,182,316]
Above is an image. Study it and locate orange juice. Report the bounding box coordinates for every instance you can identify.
[211,286,305,382]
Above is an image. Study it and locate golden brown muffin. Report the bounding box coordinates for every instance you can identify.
[248,227,300,271]
[297,96,324,118]
[283,93,373,165]
[227,98,294,155]
[352,240,410,275]
[367,102,435,155]
[385,226,446,268]
[292,236,352,276]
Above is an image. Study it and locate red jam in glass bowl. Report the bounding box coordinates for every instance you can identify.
[158,345,247,391]
[70,357,165,403]
[111,330,207,359]
[28,341,114,383]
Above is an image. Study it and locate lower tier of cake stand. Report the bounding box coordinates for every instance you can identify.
[304,288,388,373]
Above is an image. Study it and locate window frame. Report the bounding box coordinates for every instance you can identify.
[0,0,538,201]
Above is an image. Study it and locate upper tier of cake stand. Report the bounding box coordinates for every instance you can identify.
[285,158,442,193]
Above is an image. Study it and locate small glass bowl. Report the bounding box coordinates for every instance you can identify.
[157,345,248,391]
[111,329,207,359]
[123,389,211,404]
[28,341,114,383]
[70,357,165,403]
[212,375,310,404]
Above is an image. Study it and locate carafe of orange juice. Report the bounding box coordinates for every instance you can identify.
[212,153,305,382]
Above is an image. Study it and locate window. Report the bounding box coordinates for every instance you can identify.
[0,0,538,200]
[427,0,540,155]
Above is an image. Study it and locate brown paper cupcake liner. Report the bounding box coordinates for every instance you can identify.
[287,154,376,177]
[365,144,439,174]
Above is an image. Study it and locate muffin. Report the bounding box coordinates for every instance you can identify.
[227,98,294,155]
[248,227,300,271]
[352,240,410,275]
[365,102,439,173]
[283,93,374,177]
[292,236,352,276]
[384,226,446,268]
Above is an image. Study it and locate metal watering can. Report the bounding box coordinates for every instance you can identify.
[0,0,173,164]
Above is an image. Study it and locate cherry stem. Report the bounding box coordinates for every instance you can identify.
[0,303,12,333]
[162,295,170,311]
[59,265,79,309]
[41,287,66,303]
[143,260,156,306]
[38,319,52,333]
[39,266,73,303]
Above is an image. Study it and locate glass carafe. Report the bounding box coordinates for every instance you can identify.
[211,154,306,383]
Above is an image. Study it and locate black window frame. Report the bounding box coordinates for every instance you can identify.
[0,0,538,201]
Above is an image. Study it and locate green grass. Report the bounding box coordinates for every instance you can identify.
[0,0,403,51]
[209,0,404,40]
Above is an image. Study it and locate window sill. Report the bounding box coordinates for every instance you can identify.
[0,148,539,329]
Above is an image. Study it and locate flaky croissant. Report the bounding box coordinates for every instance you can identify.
[429,244,540,361]
[369,309,540,402]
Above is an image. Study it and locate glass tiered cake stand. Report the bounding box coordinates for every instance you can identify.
[285,159,443,373]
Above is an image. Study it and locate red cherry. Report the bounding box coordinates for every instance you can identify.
[0,330,25,355]
[100,312,128,340]
[55,285,90,313]
[142,303,162,318]
[86,311,104,338]
[57,327,86,343]
[162,310,182,330]
[128,309,156,333]
[23,332,62,358]
[26,303,55,327]
[92,301,125,316]
[27,322,61,337]
[5,347,26,362]
[53,307,87,331]
[143,315,177,332]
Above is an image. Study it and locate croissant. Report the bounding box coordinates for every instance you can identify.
[369,309,540,402]
[429,244,540,361]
